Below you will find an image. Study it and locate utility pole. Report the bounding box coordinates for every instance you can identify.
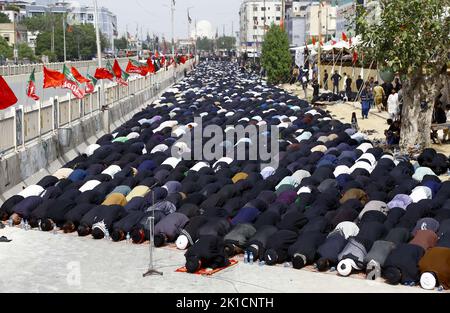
[281,0,285,29]
[171,0,175,56]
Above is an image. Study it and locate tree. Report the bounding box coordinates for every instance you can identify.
[0,36,13,60]
[217,36,236,51]
[114,36,128,50]
[196,36,214,52]
[0,12,11,23]
[18,43,35,61]
[354,0,450,150]
[261,24,292,85]
[23,14,109,61]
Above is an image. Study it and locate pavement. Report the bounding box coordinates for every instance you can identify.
[0,81,446,294]
[0,226,438,293]
[0,59,129,119]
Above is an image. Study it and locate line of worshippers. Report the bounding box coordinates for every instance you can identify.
[2,61,450,291]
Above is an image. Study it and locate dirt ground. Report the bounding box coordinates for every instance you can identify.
[282,83,450,157]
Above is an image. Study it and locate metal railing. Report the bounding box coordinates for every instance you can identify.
[0,57,133,77]
[0,60,194,155]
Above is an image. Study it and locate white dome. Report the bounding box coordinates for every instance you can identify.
[192,20,214,39]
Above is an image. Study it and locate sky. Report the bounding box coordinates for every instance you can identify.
[36,0,242,39]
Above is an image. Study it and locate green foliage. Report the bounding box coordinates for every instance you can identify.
[21,14,56,32]
[18,43,35,61]
[261,24,292,84]
[353,0,450,78]
[0,12,11,23]
[217,36,236,50]
[5,5,20,12]
[195,36,236,52]
[0,35,13,59]
[23,14,108,61]
[196,36,214,52]
[114,36,128,50]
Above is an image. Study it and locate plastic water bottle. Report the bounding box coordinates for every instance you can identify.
[38,220,42,231]
[249,252,254,265]
[244,251,249,264]
[126,232,131,243]
[53,224,57,235]
[24,220,29,231]
[105,229,110,241]
[8,217,13,227]
[20,219,25,229]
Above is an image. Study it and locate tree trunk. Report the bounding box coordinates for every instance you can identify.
[400,74,440,152]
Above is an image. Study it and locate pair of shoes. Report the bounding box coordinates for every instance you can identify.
[0,236,12,243]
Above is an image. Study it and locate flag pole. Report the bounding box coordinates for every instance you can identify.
[63,0,67,63]
[171,0,175,56]
[317,1,322,84]
[93,0,107,132]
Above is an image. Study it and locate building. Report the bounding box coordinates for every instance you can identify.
[305,1,336,40]
[0,22,27,47]
[0,1,28,22]
[285,1,336,47]
[0,1,118,45]
[335,0,380,37]
[191,20,214,39]
[239,0,283,56]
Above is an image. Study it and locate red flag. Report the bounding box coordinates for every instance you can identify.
[94,68,114,81]
[112,59,122,78]
[126,59,148,76]
[352,50,359,64]
[140,66,149,77]
[179,55,187,64]
[43,67,65,88]
[85,82,95,94]
[161,56,166,66]
[0,75,18,110]
[71,67,90,84]
[85,74,97,94]
[312,37,316,46]
[62,65,85,100]
[147,58,155,73]
[342,32,348,42]
[155,50,160,59]
[26,69,40,101]
[126,60,141,74]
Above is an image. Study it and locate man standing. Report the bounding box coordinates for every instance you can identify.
[342,73,348,92]
[373,82,386,113]
[356,75,364,93]
[387,88,400,121]
[323,70,329,90]
[331,71,342,94]
[346,76,353,100]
